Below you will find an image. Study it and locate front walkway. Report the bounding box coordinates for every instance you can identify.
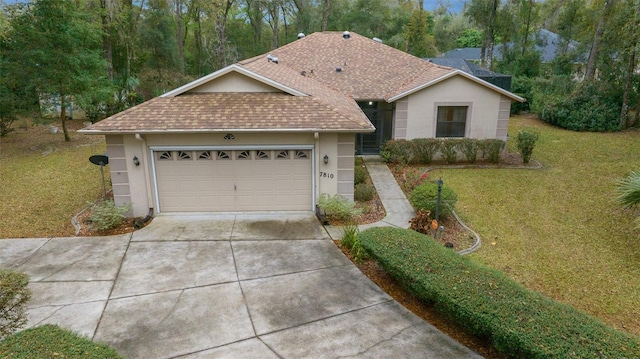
[325,156,415,239]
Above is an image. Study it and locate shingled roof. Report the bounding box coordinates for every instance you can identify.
[82,31,522,135]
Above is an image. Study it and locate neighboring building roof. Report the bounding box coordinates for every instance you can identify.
[425,58,512,91]
[82,31,523,135]
[440,29,582,64]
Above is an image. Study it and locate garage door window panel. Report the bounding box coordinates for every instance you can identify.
[217,151,231,160]
[276,150,289,159]
[237,150,251,160]
[198,151,212,160]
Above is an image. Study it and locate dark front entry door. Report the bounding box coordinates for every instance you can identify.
[356,101,393,155]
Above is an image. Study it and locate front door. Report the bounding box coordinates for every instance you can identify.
[356,101,394,155]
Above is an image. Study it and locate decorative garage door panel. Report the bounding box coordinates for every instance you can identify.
[155,149,312,212]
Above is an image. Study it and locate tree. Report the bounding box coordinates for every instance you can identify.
[4,0,113,141]
[456,28,482,47]
[617,171,640,226]
[466,0,499,68]
[403,6,436,57]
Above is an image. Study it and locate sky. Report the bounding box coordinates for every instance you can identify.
[423,0,467,14]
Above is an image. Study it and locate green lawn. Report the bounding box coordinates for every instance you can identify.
[0,123,107,238]
[429,114,640,337]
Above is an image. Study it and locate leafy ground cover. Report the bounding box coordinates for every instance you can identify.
[0,120,107,238]
[0,324,125,358]
[427,114,640,337]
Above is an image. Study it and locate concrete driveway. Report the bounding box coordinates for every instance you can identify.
[0,213,481,358]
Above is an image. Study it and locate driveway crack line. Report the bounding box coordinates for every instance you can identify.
[230,239,260,338]
[91,231,134,340]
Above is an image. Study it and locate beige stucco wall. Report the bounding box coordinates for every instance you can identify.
[190,72,280,93]
[108,131,355,216]
[402,75,505,140]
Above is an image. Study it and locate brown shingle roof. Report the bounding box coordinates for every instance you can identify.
[259,31,456,100]
[84,92,372,133]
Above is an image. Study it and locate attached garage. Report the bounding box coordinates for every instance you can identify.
[153,147,313,212]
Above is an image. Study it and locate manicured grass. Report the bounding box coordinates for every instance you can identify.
[0,324,125,358]
[428,115,640,337]
[0,124,107,238]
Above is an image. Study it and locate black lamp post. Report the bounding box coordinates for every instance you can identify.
[435,178,443,224]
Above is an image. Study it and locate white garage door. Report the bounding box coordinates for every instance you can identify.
[154,149,313,212]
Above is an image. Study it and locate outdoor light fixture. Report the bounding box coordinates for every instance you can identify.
[323,155,329,165]
[133,156,140,166]
[435,178,444,223]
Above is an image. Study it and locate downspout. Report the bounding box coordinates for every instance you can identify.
[135,133,155,212]
[314,132,320,209]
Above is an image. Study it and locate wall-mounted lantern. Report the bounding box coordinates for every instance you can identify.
[323,155,329,165]
[133,156,140,166]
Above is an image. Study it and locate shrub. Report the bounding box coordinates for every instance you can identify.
[410,138,440,164]
[359,227,640,359]
[0,324,125,358]
[409,181,457,218]
[399,167,429,193]
[381,139,413,165]
[340,223,367,263]
[88,200,132,231]
[317,194,362,223]
[354,183,375,202]
[481,139,503,163]
[440,139,458,164]
[354,164,367,185]
[515,129,539,163]
[0,269,30,340]
[459,138,480,164]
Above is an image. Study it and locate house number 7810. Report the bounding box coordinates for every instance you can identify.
[319,172,334,179]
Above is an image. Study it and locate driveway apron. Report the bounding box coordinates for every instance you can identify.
[0,213,481,358]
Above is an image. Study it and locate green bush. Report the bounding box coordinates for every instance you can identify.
[317,194,362,223]
[0,324,125,358]
[409,181,457,218]
[354,183,375,202]
[515,129,539,163]
[481,139,503,163]
[381,140,413,165]
[359,227,640,359]
[440,139,458,164]
[0,269,30,340]
[459,138,480,164]
[354,164,367,185]
[88,200,132,231]
[410,138,440,164]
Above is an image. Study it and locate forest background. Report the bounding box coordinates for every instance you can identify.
[0,0,639,138]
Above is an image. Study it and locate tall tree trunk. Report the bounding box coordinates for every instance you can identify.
[620,1,639,129]
[585,0,615,80]
[321,0,331,31]
[175,0,185,74]
[100,0,114,81]
[521,0,533,57]
[59,96,71,142]
[485,0,498,69]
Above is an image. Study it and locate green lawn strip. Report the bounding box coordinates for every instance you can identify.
[0,325,124,358]
[0,141,107,238]
[360,227,640,359]
[426,116,640,336]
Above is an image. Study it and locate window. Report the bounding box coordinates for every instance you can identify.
[198,151,212,160]
[276,150,289,159]
[256,150,270,159]
[237,150,251,159]
[178,151,192,160]
[436,106,467,138]
[217,151,230,160]
[294,150,309,159]
[158,151,173,160]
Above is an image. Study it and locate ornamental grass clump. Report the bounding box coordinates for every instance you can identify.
[88,200,132,231]
[317,194,362,223]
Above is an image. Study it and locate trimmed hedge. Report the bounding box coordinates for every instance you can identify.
[359,227,640,359]
[0,324,125,358]
[381,138,505,165]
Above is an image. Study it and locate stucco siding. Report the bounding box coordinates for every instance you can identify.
[403,75,503,140]
[336,134,355,201]
[496,95,512,139]
[105,135,133,214]
[189,72,280,93]
[393,99,409,139]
